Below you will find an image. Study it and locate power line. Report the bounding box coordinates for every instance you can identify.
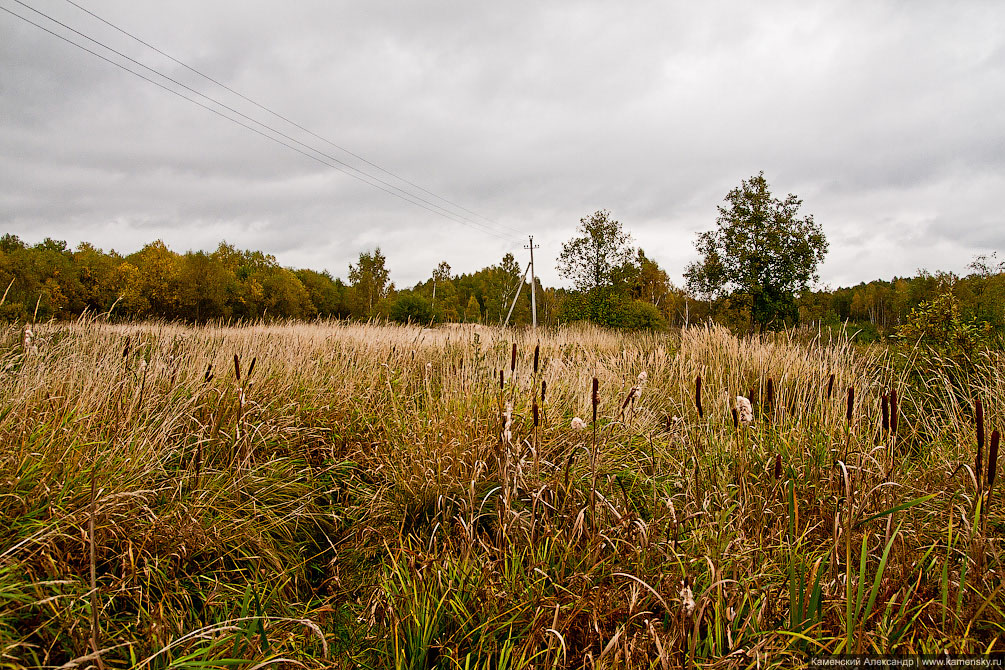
[2,1,523,245]
[61,0,524,237]
[9,0,516,244]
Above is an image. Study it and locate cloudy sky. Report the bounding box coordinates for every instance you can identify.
[2,0,1003,289]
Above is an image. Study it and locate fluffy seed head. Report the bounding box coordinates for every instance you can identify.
[736,396,753,424]
[571,417,586,431]
[680,582,695,615]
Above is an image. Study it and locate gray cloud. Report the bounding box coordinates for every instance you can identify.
[1,0,1003,289]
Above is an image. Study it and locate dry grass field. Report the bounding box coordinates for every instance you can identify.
[1,319,1003,668]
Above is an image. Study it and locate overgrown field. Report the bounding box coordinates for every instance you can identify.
[1,320,1003,668]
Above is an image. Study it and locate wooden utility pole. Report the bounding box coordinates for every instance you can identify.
[525,236,539,329]
[503,261,532,327]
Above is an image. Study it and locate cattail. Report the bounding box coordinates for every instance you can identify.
[988,430,999,490]
[592,377,599,423]
[459,357,463,371]
[122,338,131,359]
[502,401,513,444]
[748,387,755,405]
[532,400,539,427]
[203,363,214,383]
[731,407,738,429]
[827,373,835,399]
[695,375,704,418]
[680,581,696,616]
[621,389,635,411]
[247,357,256,379]
[233,354,241,382]
[774,454,783,480]
[736,396,753,424]
[976,399,985,486]
[846,387,854,423]
[541,380,547,403]
[533,344,540,374]
[766,378,774,414]
[511,343,517,372]
[890,389,899,434]
[499,369,504,390]
[881,394,889,432]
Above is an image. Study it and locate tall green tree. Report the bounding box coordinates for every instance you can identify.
[556,210,634,292]
[463,294,481,323]
[685,172,827,331]
[348,248,391,317]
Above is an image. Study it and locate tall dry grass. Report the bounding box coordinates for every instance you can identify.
[0,318,1002,668]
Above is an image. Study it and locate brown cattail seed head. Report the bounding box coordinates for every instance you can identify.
[532,401,539,427]
[621,389,634,411]
[233,354,241,382]
[731,407,739,429]
[247,357,256,379]
[533,344,540,374]
[122,338,131,359]
[204,363,213,383]
[774,454,783,480]
[890,389,899,433]
[766,378,774,411]
[977,399,985,485]
[499,369,504,390]
[592,377,599,423]
[695,375,704,418]
[977,398,986,450]
[511,343,517,372]
[541,380,547,403]
[881,394,889,432]
[748,387,755,404]
[846,387,854,423]
[988,429,1000,490]
[827,373,835,399]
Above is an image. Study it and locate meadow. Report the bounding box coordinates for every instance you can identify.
[0,318,1002,668]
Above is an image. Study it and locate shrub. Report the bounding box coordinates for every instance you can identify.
[390,292,434,324]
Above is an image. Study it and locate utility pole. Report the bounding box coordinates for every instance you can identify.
[525,235,539,329]
[503,261,532,327]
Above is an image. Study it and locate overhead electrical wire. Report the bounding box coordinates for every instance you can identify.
[1,1,523,245]
[7,0,516,244]
[61,0,523,238]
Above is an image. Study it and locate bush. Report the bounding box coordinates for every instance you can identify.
[559,288,666,330]
[390,292,433,324]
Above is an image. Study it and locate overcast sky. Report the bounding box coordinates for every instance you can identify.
[2,0,1003,289]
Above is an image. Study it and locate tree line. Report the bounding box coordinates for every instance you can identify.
[2,172,1001,339]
